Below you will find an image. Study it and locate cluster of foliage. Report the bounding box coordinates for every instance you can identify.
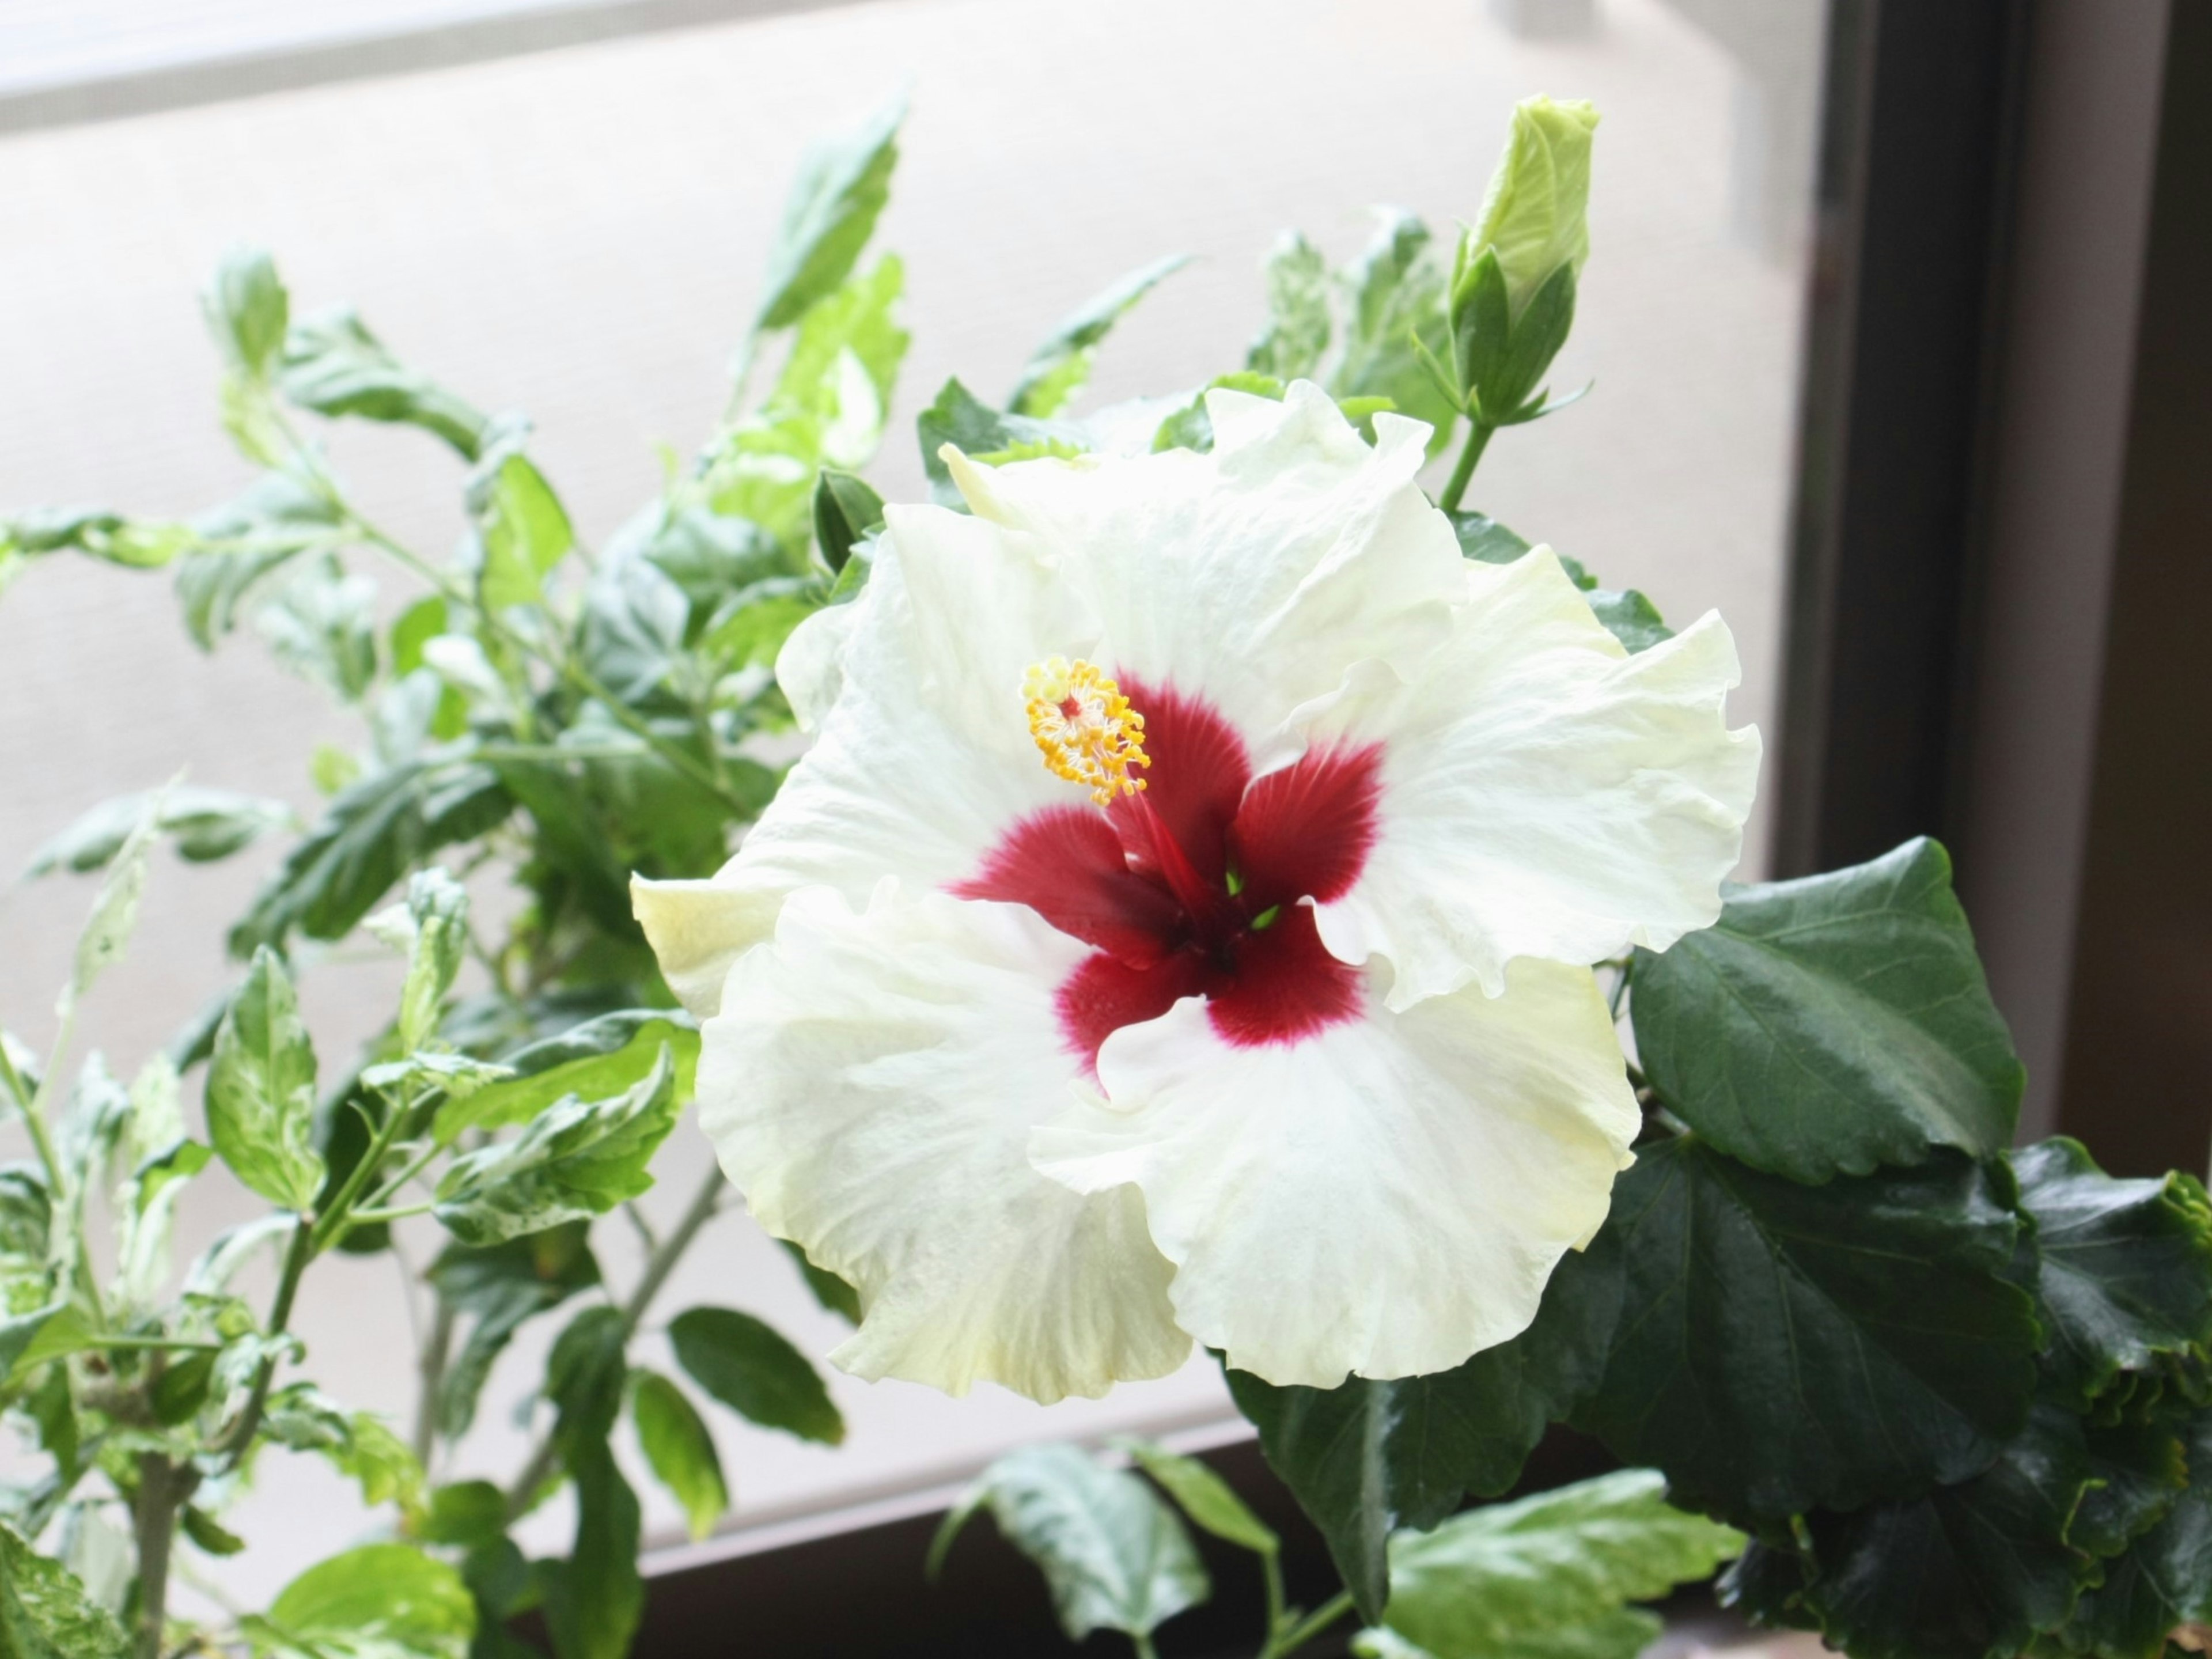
[6,87,2211,1659]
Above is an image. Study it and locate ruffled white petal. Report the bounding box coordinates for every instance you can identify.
[1308,548,1762,1009]
[631,876,786,1019]
[946,382,1465,753]
[698,884,1190,1403]
[1032,957,1639,1387]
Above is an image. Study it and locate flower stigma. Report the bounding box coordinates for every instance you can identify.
[1024,656,1150,805]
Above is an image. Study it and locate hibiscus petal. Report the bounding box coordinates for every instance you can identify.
[946,382,1465,749]
[952,805,1182,963]
[630,876,786,1019]
[1031,958,1639,1387]
[1308,548,1762,1009]
[699,884,1190,1403]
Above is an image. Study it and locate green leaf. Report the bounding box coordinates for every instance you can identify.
[1463,94,1600,325]
[24,787,293,877]
[541,1442,641,1659]
[778,1238,860,1324]
[574,547,690,705]
[770,253,907,450]
[181,1505,246,1557]
[0,1518,130,1659]
[914,378,1077,507]
[389,868,471,1053]
[280,309,490,460]
[1630,838,2025,1182]
[1584,589,1672,654]
[631,505,783,631]
[451,1012,691,1136]
[65,798,160,1012]
[811,468,884,574]
[429,1222,599,1441]
[753,95,903,332]
[630,1369,728,1541]
[230,761,512,954]
[549,1304,629,1450]
[1446,509,1534,566]
[2011,1138,2212,1411]
[257,553,378,700]
[388,596,447,676]
[1115,1438,1278,1556]
[935,1443,1209,1644]
[1570,1139,2041,1524]
[1361,1469,1741,1659]
[259,1543,475,1659]
[205,947,325,1210]
[0,1169,49,1278]
[1,508,194,573]
[2067,1406,2212,1658]
[668,1305,843,1445]
[1331,210,1456,450]
[1247,231,1332,381]
[470,440,574,612]
[433,1050,680,1246]
[1009,253,1190,418]
[204,245,290,380]
[1228,1232,1622,1619]
[176,468,348,649]
[417,1482,506,1550]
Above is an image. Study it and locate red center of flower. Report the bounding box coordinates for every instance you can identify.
[952,677,1382,1066]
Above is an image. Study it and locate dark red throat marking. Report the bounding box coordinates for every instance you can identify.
[951,677,1381,1066]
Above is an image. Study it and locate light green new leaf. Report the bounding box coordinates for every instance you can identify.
[389,868,470,1053]
[1464,95,1600,323]
[1361,1469,1741,1659]
[2011,1137,2212,1411]
[255,1543,475,1659]
[1010,253,1190,418]
[1246,231,1332,381]
[1,508,194,574]
[432,1049,679,1245]
[630,1369,728,1541]
[1115,1438,1278,1556]
[669,1305,843,1445]
[0,1168,50,1277]
[61,797,160,1015]
[279,309,490,460]
[415,1481,506,1550]
[1570,1139,2042,1525]
[472,461,574,616]
[206,946,325,1211]
[112,1138,211,1310]
[203,245,289,379]
[1631,837,2024,1182]
[434,1010,698,1146]
[0,1518,131,1659]
[774,254,907,442]
[930,1443,1209,1645]
[1332,210,1456,448]
[25,787,294,877]
[754,96,904,332]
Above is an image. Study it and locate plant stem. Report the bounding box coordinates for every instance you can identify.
[131,1453,200,1659]
[1261,1590,1356,1659]
[350,1200,435,1225]
[214,1214,314,1469]
[1260,1548,1287,1647]
[413,1297,457,1468]
[1132,1637,1160,1659]
[1437,420,1495,513]
[501,1166,727,1519]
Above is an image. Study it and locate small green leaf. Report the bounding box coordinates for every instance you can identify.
[1228,1232,1622,1620]
[1247,231,1332,381]
[387,868,469,1053]
[25,787,294,877]
[753,96,903,332]
[915,378,1078,506]
[2010,1137,2212,1411]
[669,1305,843,1445]
[1331,209,1456,452]
[630,1369,728,1541]
[812,468,884,574]
[1115,1438,1278,1556]
[418,1481,507,1549]
[940,1443,1209,1644]
[1584,588,1672,654]
[433,1049,680,1246]
[181,1505,246,1557]
[65,798,161,1012]
[280,309,490,459]
[1630,838,2025,1182]
[435,1010,699,1147]
[259,1543,475,1659]
[1570,1139,2041,1525]
[0,1518,131,1659]
[470,437,574,612]
[1362,1469,1741,1659]
[779,1238,861,1324]
[206,947,324,1210]
[1009,253,1190,418]
[388,595,448,676]
[176,468,347,648]
[203,246,290,380]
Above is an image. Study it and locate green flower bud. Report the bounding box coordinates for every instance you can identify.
[1458,95,1600,325]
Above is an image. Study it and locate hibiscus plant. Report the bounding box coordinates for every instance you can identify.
[6,89,2212,1659]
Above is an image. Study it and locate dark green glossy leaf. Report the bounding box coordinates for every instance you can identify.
[915,378,1074,507]
[1585,588,1671,654]
[181,1505,245,1557]
[1362,1469,1741,1659]
[2012,1138,2212,1411]
[280,308,489,459]
[1630,838,2025,1182]
[434,1050,680,1247]
[753,95,903,332]
[778,1238,860,1324]
[811,469,884,574]
[931,1442,1208,1644]
[540,1442,640,1659]
[1228,1230,1623,1619]
[2066,1407,2212,1659]
[1571,1139,2041,1524]
[206,946,325,1210]
[1247,231,1331,381]
[669,1305,843,1445]
[629,1369,727,1541]
[429,1222,600,1440]
[548,1304,628,1452]
[1446,509,1534,566]
[1009,253,1190,418]
[0,1518,130,1659]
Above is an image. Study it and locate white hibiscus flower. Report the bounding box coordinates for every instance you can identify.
[636,382,1760,1400]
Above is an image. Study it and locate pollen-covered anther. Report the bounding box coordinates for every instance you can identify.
[1023,656,1150,806]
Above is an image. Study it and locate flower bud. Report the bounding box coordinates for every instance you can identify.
[1460,95,1600,324]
